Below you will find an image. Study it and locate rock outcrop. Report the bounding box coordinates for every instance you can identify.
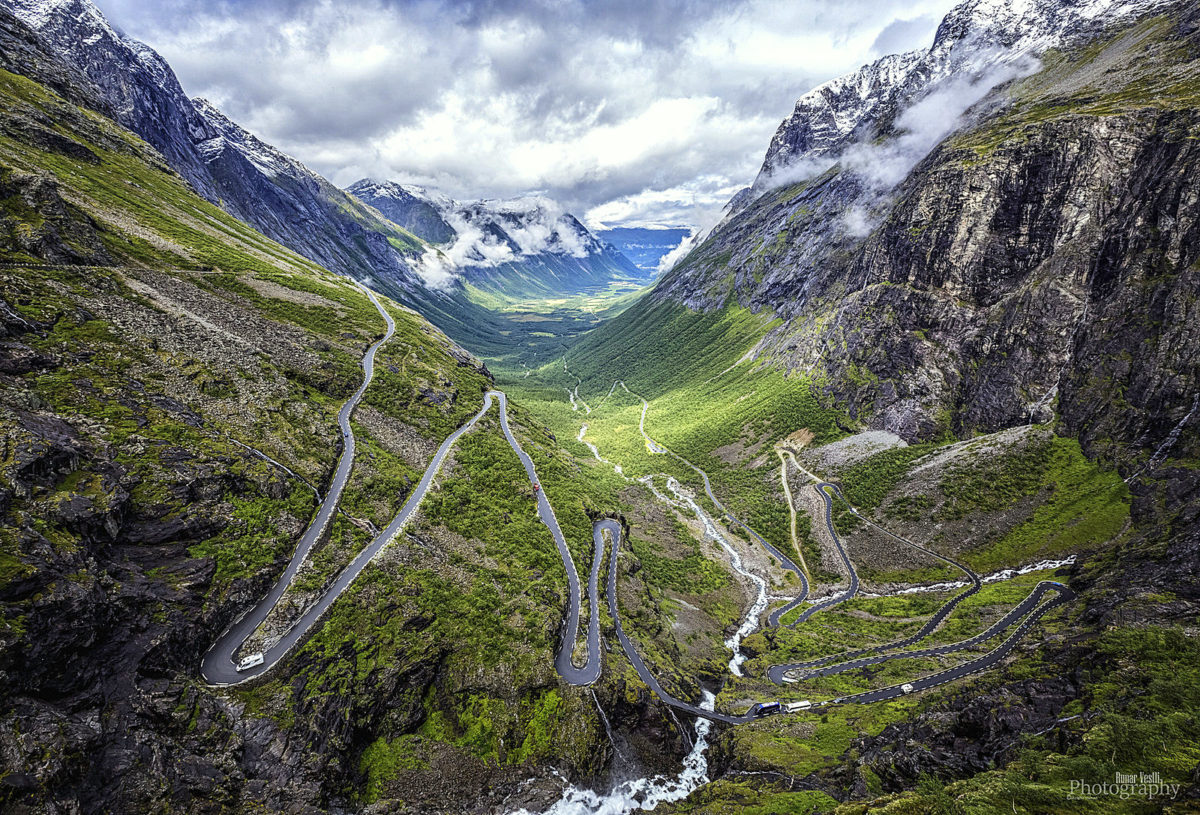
[650,0,1200,477]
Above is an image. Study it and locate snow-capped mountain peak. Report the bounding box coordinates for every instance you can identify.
[756,0,1175,188]
[191,97,308,179]
[349,180,604,263]
[348,179,643,294]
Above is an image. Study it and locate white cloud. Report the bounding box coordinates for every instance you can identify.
[762,49,1041,211]
[841,206,876,237]
[410,196,603,286]
[656,229,699,274]
[584,175,748,233]
[413,247,458,290]
[841,52,1042,191]
[97,0,964,229]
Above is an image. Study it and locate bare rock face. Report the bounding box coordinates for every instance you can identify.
[655,0,1200,470]
[849,673,1079,791]
[763,107,1200,446]
[755,0,1175,188]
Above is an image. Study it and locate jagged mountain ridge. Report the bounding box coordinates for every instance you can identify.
[349,178,646,299]
[755,0,1177,188]
[576,0,1200,598]
[637,0,1198,453]
[6,0,432,297]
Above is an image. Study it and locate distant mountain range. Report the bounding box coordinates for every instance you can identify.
[348,179,647,299]
[3,0,1200,812]
[595,227,692,273]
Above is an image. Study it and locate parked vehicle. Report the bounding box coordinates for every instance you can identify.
[236,652,265,672]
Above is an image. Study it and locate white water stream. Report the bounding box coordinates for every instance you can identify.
[590,689,627,764]
[508,469,769,814]
[857,556,1077,598]
[510,692,717,815]
[578,424,622,474]
[666,478,769,677]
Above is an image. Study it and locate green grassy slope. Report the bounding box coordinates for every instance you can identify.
[0,58,658,812]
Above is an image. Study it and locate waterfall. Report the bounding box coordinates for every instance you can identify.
[590,690,626,764]
[667,479,768,677]
[509,691,717,815]
[1146,393,1198,473]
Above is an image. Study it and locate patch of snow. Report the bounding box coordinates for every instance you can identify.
[191,98,303,179]
[757,0,1176,191]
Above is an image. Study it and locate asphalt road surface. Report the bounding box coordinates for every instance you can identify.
[621,382,810,625]
[201,386,602,686]
[202,348,1075,727]
[773,580,1072,683]
[201,285,397,685]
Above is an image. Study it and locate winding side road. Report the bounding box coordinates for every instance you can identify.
[202,387,603,686]
[621,383,811,626]
[583,382,1074,720]
[769,484,984,680]
[493,391,602,685]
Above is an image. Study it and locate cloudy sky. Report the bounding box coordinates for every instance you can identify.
[97,0,960,231]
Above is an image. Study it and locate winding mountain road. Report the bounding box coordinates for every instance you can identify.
[202,285,397,684]
[202,320,1074,727]
[201,388,603,686]
[771,580,1070,684]
[583,381,1074,720]
[621,382,811,625]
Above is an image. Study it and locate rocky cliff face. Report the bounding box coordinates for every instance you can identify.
[755,0,1176,187]
[632,9,1200,805]
[0,13,679,810]
[653,0,1199,477]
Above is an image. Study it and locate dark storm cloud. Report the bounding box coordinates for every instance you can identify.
[98,0,961,228]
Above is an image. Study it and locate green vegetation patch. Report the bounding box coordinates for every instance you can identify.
[964,437,1129,573]
[834,626,1200,815]
[938,435,1055,520]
